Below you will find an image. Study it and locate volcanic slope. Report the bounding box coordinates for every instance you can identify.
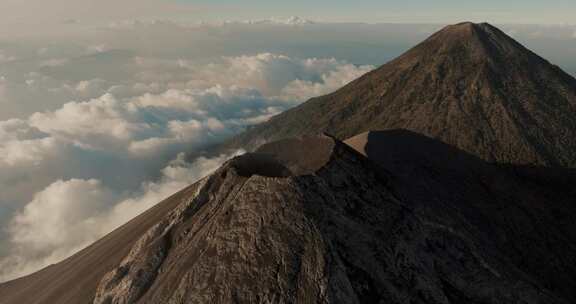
[225,22,576,167]
[2,132,576,303]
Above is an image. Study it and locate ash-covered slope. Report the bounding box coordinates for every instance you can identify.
[225,22,576,167]
[2,132,576,303]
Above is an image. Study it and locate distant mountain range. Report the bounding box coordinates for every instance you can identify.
[2,22,576,304]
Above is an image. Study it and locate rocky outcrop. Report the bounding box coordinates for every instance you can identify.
[93,180,208,304]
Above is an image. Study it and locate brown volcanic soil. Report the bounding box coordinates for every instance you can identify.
[2,132,576,303]
[225,22,576,167]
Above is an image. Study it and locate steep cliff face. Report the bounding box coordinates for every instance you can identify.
[3,133,575,303]
[225,22,576,167]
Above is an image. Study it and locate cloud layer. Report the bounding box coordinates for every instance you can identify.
[0,151,241,280]
[0,52,372,282]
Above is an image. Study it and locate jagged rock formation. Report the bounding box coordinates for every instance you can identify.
[2,132,576,303]
[224,22,576,167]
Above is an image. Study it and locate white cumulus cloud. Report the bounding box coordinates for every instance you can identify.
[0,150,242,282]
[0,52,372,282]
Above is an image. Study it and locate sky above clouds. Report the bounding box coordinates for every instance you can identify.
[3,0,576,28]
[0,1,575,283]
[175,0,576,24]
[0,0,575,35]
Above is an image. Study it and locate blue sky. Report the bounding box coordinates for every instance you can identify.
[175,0,576,24]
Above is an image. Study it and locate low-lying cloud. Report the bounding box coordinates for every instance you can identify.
[0,52,372,282]
[0,151,242,280]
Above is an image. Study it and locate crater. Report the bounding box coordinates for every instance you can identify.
[230,135,336,178]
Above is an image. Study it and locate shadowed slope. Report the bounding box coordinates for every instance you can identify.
[225,22,576,167]
[346,130,576,300]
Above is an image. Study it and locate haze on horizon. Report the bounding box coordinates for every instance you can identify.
[0,0,575,33]
[0,0,575,282]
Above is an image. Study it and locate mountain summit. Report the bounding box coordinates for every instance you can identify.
[226,22,576,167]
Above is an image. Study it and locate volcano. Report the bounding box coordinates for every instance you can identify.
[2,132,576,303]
[2,22,576,304]
[226,22,576,167]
